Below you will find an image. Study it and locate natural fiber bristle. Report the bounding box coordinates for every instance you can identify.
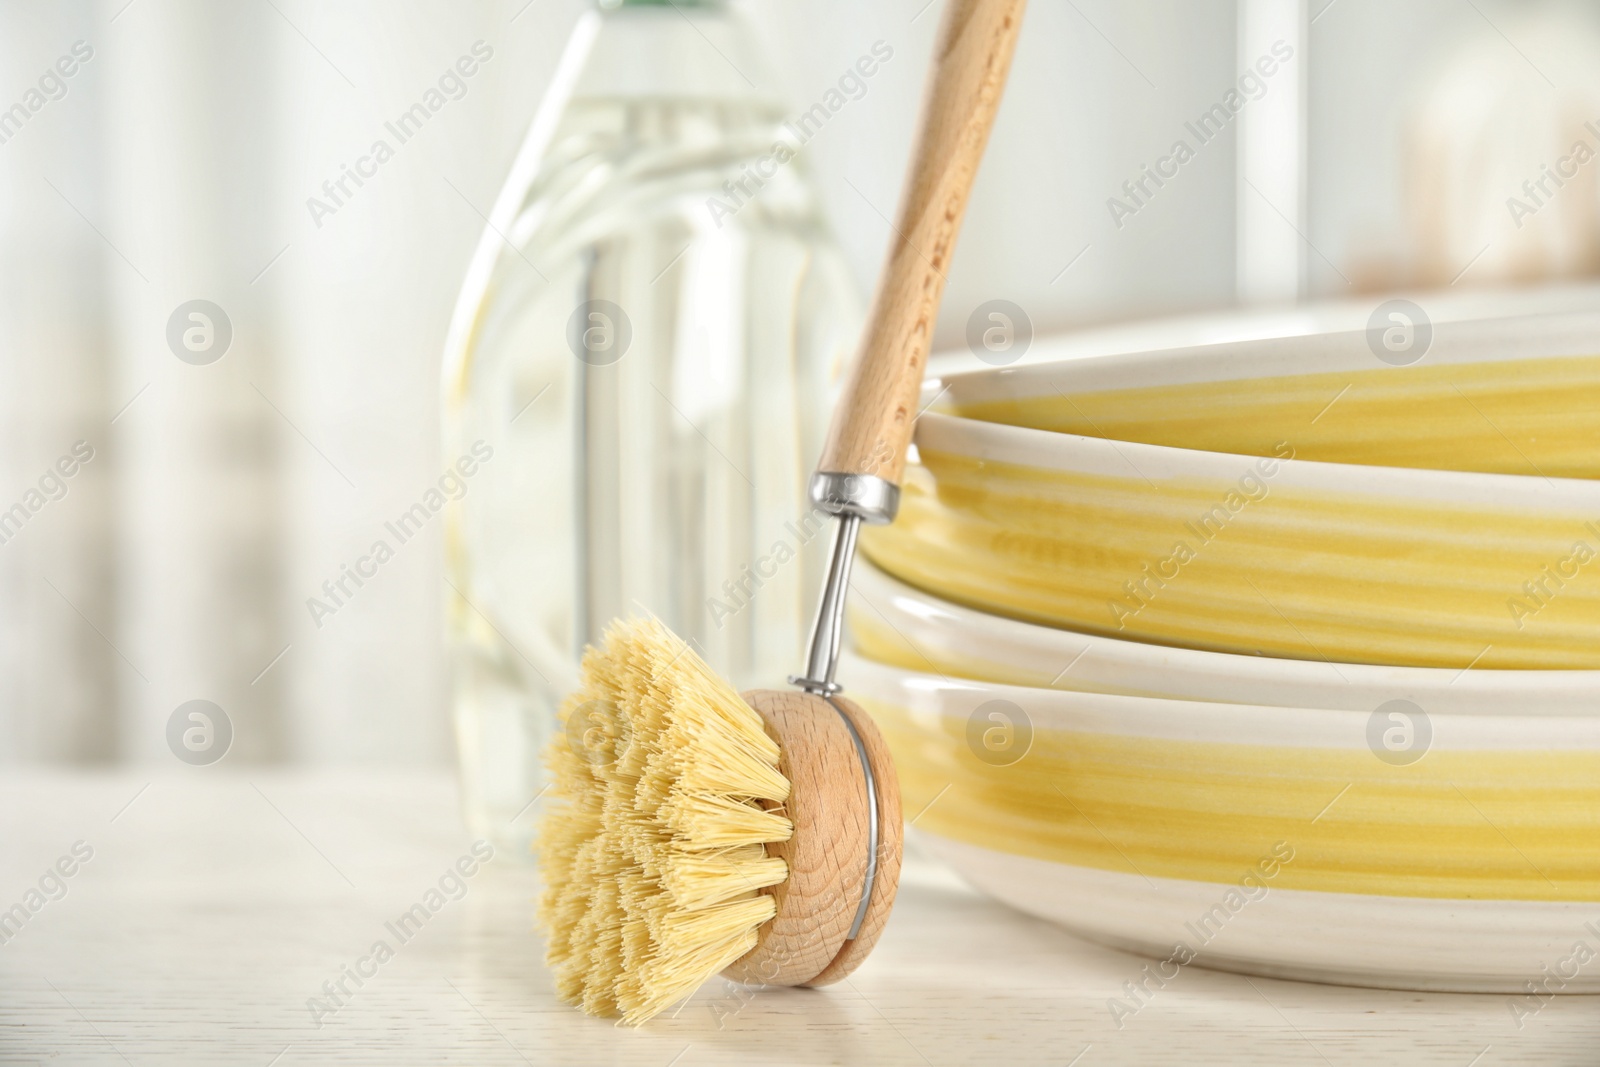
[535,617,792,1025]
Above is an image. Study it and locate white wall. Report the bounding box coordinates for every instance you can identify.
[752,0,1241,347]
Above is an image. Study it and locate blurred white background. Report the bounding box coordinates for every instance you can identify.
[4,0,1600,765]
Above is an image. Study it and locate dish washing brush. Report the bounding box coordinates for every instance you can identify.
[537,0,1026,1025]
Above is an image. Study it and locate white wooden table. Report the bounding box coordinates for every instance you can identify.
[2,772,1594,1065]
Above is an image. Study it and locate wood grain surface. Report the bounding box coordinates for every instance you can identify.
[817,0,1027,485]
[802,694,902,988]
[721,690,900,987]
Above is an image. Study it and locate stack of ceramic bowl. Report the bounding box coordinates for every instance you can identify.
[840,310,1600,992]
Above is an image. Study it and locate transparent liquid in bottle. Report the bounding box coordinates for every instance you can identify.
[441,6,859,856]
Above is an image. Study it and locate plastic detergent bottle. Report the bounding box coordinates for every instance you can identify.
[441,0,859,852]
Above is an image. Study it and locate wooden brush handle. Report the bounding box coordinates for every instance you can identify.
[817,0,1026,487]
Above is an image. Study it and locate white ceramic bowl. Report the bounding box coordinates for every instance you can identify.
[846,558,1600,715]
[839,653,1600,993]
[859,411,1600,669]
[935,310,1600,478]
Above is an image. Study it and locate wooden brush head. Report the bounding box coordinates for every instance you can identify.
[723,689,903,988]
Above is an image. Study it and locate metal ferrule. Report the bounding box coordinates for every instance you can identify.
[808,472,900,526]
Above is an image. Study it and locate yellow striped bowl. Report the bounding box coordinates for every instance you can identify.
[840,653,1600,992]
[938,311,1600,478]
[859,412,1600,669]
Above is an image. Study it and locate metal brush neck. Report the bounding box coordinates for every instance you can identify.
[790,471,900,696]
[789,514,861,696]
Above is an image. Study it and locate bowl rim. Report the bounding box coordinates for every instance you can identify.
[842,651,1600,742]
[934,309,1600,403]
[913,409,1600,508]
